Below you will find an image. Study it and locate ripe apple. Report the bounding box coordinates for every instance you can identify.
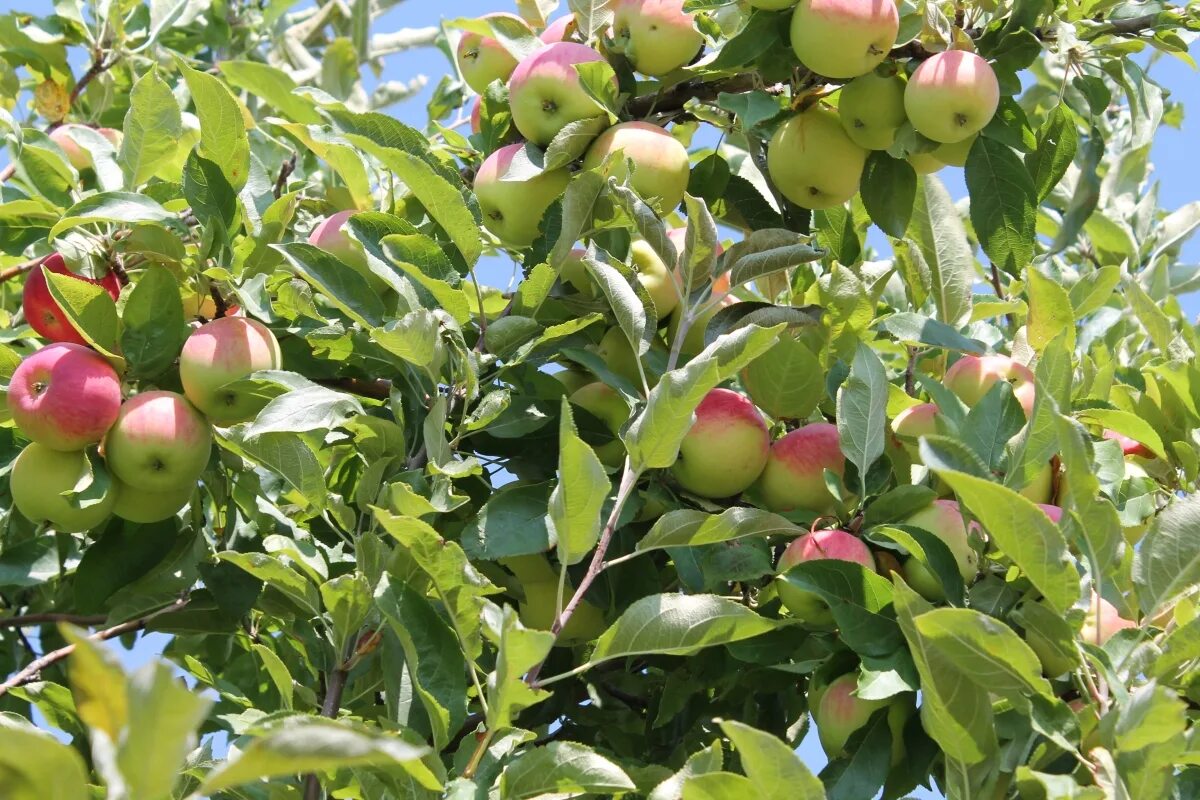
[944,354,1036,416]
[630,239,681,317]
[508,42,612,146]
[813,673,889,757]
[839,72,908,150]
[112,480,194,523]
[754,422,847,514]
[307,210,385,292]
[8,343,121,451]
[540,14,576,43]
[1103,429,1154,458]
[11,444,115,531]
[504,554,606,644]
[907,150,945,174]
[475,143,571,247]
[570,382,631,466]
[776,528,874,626]
[672,388,770,498]
[789,0,899,79]
[469,96,483,134]
[583,121,691,213]
[179,317,282,426]
[904,50,1000,144]
[23,253,121,345]
[890,402,938,455]
[610,0,703,77]
[767,106,868,210]
[1081,591,1135,646]
[900,499,980,599]
[932,134,976,167]
[457,13,521,94]
[104,391,213,493]
[49,124,122,170]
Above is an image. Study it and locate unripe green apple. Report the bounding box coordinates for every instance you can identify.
[504,554,606,644]
[559,248,597,298]
[594,327,642,386]
[8,342,122,451]
[813,673,888,757]
[583,121,691,213]
[890,402,938,457]
[767,106,868,210]
[105,391,213,493]
[552,366,593,396]
[666,291,736,358]
[932,134,976,167]
[900,499,980,599]
[776,528,874,627]
[754,422,847,514]
[904,50,1000,144]
[475,143,570,247]
[508,42,612,146]
[907,150,945,174]
[610,0,704,77]
[1025,622,1076,678]
[180,317,283,426]
[944,354,1035,416]
[11,443,115,532]
[839,72,907,150]
[112,480,193,523]
[1019,463,1054,504]
[672,388,770,498]
[789,0,899,79]
[456,13,521,94]
[49,124,122,170]
[569,382,631,466]
[630,239,681,317]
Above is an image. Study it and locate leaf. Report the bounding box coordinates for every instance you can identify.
[682,773,760,800]
[1025,105,1078,204]
[178,61,251,190]
[0,717,90,800]
[248,384,365,437]
[320,573,372,654]
[60,625,128,738]
[251,643,295,710]
[820,711,891,800]
[120,68,183,187]
[462,482,555,560]
[49,191,174,240]
[718,720,824,800]
[218,60,322,124]
[220,429,327,510]
[739,335,825,419]
[544,115,609,170]
[1076,408,1168,461]
[961,381,1026,471]
[777,560,903,657]
[218,552,321,616]
[908,175,973,326]
[120,266,187,379]
[182,150,237,230]
[274,242,386,327]
[486,605,555,730]
[43,268,122,364]
[720,229,824,288]
[1026,267,1076,352]
[1133,493,1200,616]
[198,717,438,793]
[637,507,799,553]
[965,136,1037,277]
[583,252,651,357]
[860,152,916,238]
[836,343,888,495]
[549,398,610,566]
[117,661,212,800]
[648,742,724,800]
[875,312,985,353]
[500,741,635,798]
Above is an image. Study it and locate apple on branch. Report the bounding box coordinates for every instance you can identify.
[8,343,122,451]
[905,50,1000,143]
[767,106,868,210]
[609,0,704,77]
[508,42,612,146]
[583,121,692,214]
[475,142,570,248]
[104,391,214,494]
[775,528,875,627]
[180,317,282,426]
[901,499,981,600]
[23,253,121,345]
[11,443,115,532]
[753,422,849,514]
[672,388,770,499]
[456,13,521,94]
[789,0,899,79]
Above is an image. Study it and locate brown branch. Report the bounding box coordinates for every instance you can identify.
[0,613,108,628]
[274,152,297,199]
[316,378,393,400]
[208,283,229,318]
[69,52,118,107]
[303,640,355,800]
[0,598,187,697]
[905,346,918,397]
[0,256,46,284]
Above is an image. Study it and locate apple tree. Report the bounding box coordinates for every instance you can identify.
[0,0,1198,797]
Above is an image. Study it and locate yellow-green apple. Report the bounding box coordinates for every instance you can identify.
[104,391,213,492]
[508,42,611,146]
[1081,591,1135,646]
[456,13,521,94]
[475,143,570,247]
[504,554,606,644]
[944,354,1035,416]
[767,106,868,209]
[610,0,703,76]
[23,253,121,345]
[890,402,938,456]
[900,499,980,599]
[307,210,386,292]
[569,382,631,466]
[904,50,999,144]
[594,327,642,385]
[11,443,115,531]
[1024,601,1075,677]
[776,528,873,626]
[672,388,770,498]
[839,72,907,150]
[907,150,944,174]
[49,124,122,170]
[112,480,193,523]
[1103,429,1154,458]
[469,96,482,134]
[813,673,889,756]
[8,343,121,451]
[789,0,899,79]
[629,239,681,316]
[180,317,282,425]
[552,365,593,396]
[1020,462,1054,503]
[540,14,576,43]
[932,134,976,167]
[583,121,691,213]
[559,248,597,298]
[754,422,847,514]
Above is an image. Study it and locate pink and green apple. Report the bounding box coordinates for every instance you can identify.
[11,443,115,532]
[900,499,980,599]
[672,388,770,498]
[754,422,848,514]
[944,354,1036,416]
[104,391,213,493]
[813,672,889,757]
[475,143,571,247]
[540,14,577,43]
[789,0,899,79]
[180,317,282,426]
[767,106,868,210]
[508,42,612,146]
[610,0,703,76]
[23,253,121,345]
[629,239,681,317]
[457,13,521,94]
[307,210,386,293]
[904,50,999,144]
[776,528,874,626]
[8,343,122,451]
[583,121,691,213]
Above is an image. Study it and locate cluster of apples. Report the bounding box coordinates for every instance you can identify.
[6,256,282,532]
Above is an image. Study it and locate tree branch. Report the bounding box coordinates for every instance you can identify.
[69,52,119,107]
[0,256,47,284]
[274,152,297,199]
[0,613,108,628]
[303,640,355,800]
[316,377,393,400]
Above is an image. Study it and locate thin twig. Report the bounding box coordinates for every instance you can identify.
[69,52,118,106]
[303,639,356,800]
[315,377,393,400]
[0,613,108,628]
[905,346,918,397]
[208,283,229,318]
[0,256,48,284]
[274,152,297,199]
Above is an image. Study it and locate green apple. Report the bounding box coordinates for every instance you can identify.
[776,529,874,627]
[594,327,642,386]
[1019,463,1055,504]
[456,13,521,94]
[944,354,1036,416]
[583,121,691,213]
[552,366,593,396]
[11,443,115,532]
[813,673,889,757]
[508,42,612,145]
[767,106,868,209]
[559,248,597,298]
[754,422,847,514]
[900,499,980,600]
[932,134,976,167]
[180,317,282,426]
[104,391,213,493]
[610,0,704,77]
[907,150,945,174]
[503,554,606,644]
[672,388,770,498]
[630,239,681,317]
[905,50,1000,144]
[839,72,907,150]
[475,143,570,247]
[789,0,898,79]
[569,382,631,466]
[112,480,194,523]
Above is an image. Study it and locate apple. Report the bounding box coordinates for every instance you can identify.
[767,106,868,210]
[813,673,889,757]
[594,326,643,386]
[569,382,631,466]
[307,210,389,294]
[907,150,945,174]
[503,554,606,644]
[23,253,121,345]
[49,124,122,170]
[457,13,521,94]
[1020,462,1054,504]
[904,50,1000,144]
[789,0,898,79]
[180,317,282,426]
[610,0,703,77]
[582,121,691,213]
[1081,591,1135,646]
[900,499,980,599]
[104,391,213,492]
[630,239,681,317]
[475,143,571,247]
[559,248,598,298]
[1024,610,1076,678]
[890,402,938,454]
[552,366,593,396]
[672,388,770,498]
[1038,504,1062,524]
[10,443,115,531]
[112,480,194,523]
[944,354,1036,416]
[776,528,873,626]
[540,14,576,43]
[1103,429,1155,458]
[754,422,847,514]
[839,72,907,150]
[508,42,612,146]
[8,343,122,451]
[748,0,798,7]
[469,97,483,134]
[932,134,976,167]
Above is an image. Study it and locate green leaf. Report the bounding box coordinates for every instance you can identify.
[60,624,128,738]
[120,68,183,187]
[44,267,122,365]
[549,398,610,566]
[814,205,861,266]
[218,60,322,124]
[860,152,916,238]
[274,242,386,328]
[1133,493,1200,616]
[908,175,973,326]
[868,525,965,606]
[648,742,724,800]
[583,251,652,357]
[1025,105,1078,204]
[961,381,1026,471]
[875,312,984,353]
[218,552,321,616]
[251,643,295,710]
[178,60,251,190]
[320,573,372,654]
[486,605,555,730]
[637,507,799,553]
[544,115,609,170]
[721,229,824,288]
[1026,267,1076,352]
[500,741,635,798]
[719,720,824,799]
[0,716,90,800]
[49,191,174,240]
[1076,408,1167,461]
[248,384,365,437]
[380,234,472,324]
[965,136,1037,277]
[682,772,760,800]
[777,560,903,657]
[836,343,888,495]
[462,482,555,559]
[182,150,237,230]
[820,710,891,800]
[120,266,187,379]
[220,429,327,510]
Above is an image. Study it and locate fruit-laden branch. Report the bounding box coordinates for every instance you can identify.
[0,598,188,698]
[0,612,108,628]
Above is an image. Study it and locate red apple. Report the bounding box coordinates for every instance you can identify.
[8,343,121,451]
[540,14,576,43]
[753,422,847,514]
[179,317,282,426]
[672,388,770,498]
[104,391,213,492]
[777,528,874,626]
[23,253,121,345]
[469,96,483,134]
